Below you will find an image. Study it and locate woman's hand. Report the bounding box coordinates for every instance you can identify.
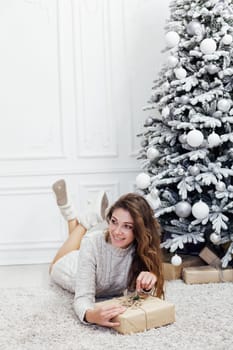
[136,271,157,293]
[85,304,126,327]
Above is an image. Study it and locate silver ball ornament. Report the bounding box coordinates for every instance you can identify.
[178,134,187,144]
[213,111,222,118]
[136,173,151,190]
[171,254,182,266]
[189,165,200,176]
[179,95,189,104]
[208,132,221,148]
[192,201,209,220]
[207,64,219,75]
[175,201,192,218]
[165,31,180,48]
[144,117,153,126]
[200,38,217,55]
[175,67,187,80]
[217,99,231,112]
[210,233,221,244]
[147,147,160,160]
[167,55,178,68]
[186,21,203,36]
[222,34,233,45]
[141,139,148,147]
[216,181,226,192]
[187,130,204,147]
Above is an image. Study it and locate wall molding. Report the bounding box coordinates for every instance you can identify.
[0,0,66,161]
[72,0,118,158]
[0,241,62,265]
[0,154,66,161]
[0,167,140,178]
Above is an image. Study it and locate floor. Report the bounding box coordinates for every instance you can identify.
[0,264,50,288]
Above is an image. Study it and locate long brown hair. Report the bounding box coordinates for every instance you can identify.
[106,193,164,298]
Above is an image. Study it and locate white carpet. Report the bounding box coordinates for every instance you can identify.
[1,280,233,350]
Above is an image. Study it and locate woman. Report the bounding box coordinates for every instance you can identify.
[50,179,164,328]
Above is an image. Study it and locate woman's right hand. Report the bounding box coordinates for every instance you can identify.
[85,304,126,327]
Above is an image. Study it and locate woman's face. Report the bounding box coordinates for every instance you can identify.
[108,208,135,249]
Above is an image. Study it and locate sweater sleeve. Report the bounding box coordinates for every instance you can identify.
[73,235,97,323]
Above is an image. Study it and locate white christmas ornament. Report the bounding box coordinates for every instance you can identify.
[222,34,233,45]
[167,55,178,67]
[141,139,148,147]
[216,181,226,192]
[178,134,187,144]
[200,38,217,55]
[145,117,153,126]
[175,201,192,218]
[187,129,204,147]
[175,67,187,80]
[165,31,180,48]
[171,254,182,266]
[208,132,221,148]
[189,165,200,176]
[217,99,231,112]
[180,95,189,104]
[147,147,159,160]
[192,201,209,220]
[210,232,221,244]
[207,64,219,75]
[186,21,203,36]
[136,173,151,190]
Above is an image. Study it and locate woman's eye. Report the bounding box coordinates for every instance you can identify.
[124,225,133,230]
[111,218,117,224]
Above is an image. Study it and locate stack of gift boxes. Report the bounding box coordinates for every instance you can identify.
[163,247,233,284]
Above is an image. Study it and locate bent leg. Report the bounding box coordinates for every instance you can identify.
[49,222,86,274]
[50,179,109,274]
[68,218,79,234]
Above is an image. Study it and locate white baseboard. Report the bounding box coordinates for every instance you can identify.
[0,243,61,265]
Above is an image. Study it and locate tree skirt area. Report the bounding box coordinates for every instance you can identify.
[1,280,233,350]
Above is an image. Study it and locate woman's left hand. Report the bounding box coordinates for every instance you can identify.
[136,271,157,293]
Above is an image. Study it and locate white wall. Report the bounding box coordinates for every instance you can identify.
[0,0,170,265]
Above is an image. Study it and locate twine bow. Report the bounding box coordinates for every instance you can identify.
[118,291,150,309]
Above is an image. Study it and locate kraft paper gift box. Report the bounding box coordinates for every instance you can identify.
[163,254,203,280]
[183,265,233,284]
[95,295,175,334]
[199,246,222,267]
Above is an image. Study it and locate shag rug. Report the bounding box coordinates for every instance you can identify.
[1,280,233,350]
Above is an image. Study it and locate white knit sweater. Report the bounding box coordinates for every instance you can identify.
[73,229,135,323]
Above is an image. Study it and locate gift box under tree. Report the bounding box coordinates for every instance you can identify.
[183,265,233,284]
[163,253,204,280]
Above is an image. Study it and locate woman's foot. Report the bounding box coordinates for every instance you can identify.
[52,179,77,221]
[52,179,68,206]
[79,191,109,229]
[92,191,109,221]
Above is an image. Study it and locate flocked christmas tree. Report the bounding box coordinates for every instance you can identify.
[136,0,233,267]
